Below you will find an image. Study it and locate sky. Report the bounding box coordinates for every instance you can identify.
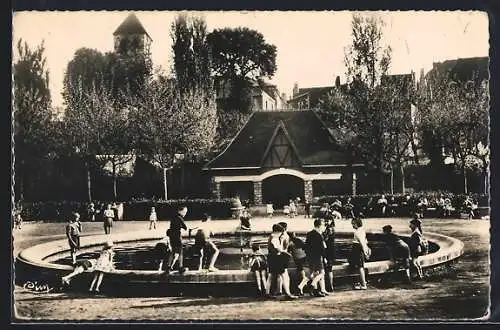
[12,11,489,108]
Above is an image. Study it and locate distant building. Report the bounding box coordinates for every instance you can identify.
[113,13,152,67]
[287,85,336,110]
[425,56,488,84]
[215,78,288,112]
[287,77,344,110]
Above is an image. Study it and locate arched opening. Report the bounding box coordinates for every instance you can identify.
[262,174,304,209]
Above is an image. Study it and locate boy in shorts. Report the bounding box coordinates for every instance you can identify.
[193,214,219,272]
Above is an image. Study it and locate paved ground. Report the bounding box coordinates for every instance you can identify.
[12,216,491,321]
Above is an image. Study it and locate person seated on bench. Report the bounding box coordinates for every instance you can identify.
[377,195,388,217]
[443,197,454,217]
[463,196,478,220]
[387,195,398,216]
[331,199,342,212]
[343,198,355,219]
[436,195,446,218]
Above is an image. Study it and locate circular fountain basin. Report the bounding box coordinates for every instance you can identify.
[16,226,464,292]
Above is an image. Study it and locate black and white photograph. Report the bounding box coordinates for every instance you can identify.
[11,10,491,321]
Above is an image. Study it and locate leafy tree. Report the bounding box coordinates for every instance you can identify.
[62,47,150,200]
[344,14,391,88]
[13,39,53,202]
[319,14,396,192]
[62,48,109,104]
[130,77,217,200]
[63,48,150,110]
[378,79,417,193]
[64,77,133,201]
[418,72,489,193]
[171,14,212,94]
[207,27,277,114]
[207,27,277,80]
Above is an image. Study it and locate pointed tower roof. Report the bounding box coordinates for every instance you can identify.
[113,13,151,39]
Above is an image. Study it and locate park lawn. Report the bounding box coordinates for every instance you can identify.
[12,218,490,321]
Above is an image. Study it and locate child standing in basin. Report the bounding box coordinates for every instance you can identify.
[89,240,114,293]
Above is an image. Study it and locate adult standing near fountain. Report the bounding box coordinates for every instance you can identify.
[305,218,328,297]
[103,204,114,235]
[168,205,190,273]
[409,218,426,279]
[348,217,370,290]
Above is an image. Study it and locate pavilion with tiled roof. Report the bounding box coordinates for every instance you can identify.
[204,110,364,206]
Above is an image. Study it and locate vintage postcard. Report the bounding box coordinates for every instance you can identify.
[12,10,490,321]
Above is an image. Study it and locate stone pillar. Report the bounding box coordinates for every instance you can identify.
[352,172,357,196]
[304,180,313,202]
[211,179,221,200]
[253,181,262,205]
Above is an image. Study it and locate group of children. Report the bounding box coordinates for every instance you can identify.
[246,215,429,298]
[59,202,429,296]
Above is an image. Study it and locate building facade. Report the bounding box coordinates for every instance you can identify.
[204,110,364,207]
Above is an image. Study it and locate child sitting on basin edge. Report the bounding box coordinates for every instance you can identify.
[382,225,411,283]
[248,243,268,297]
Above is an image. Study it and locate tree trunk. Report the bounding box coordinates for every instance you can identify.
[463,165,468,194]
[390,164,394,195]
[112,161,117,201]
[400,164,406,194]
[86,162,92,202]
[163,167,168,201]
[483,167,489,195]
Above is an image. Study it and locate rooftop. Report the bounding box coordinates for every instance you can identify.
[113,13,151,39]
[204,110,357,170]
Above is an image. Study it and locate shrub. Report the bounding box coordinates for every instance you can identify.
[19,199,234,222]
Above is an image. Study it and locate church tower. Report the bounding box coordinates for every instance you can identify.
[113,13,152,62]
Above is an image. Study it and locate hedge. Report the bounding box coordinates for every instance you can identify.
[18,199,234,222]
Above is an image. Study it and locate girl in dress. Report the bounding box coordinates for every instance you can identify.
[89,241,115,293]
[266,203,274,218]
[348,217,371,290]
